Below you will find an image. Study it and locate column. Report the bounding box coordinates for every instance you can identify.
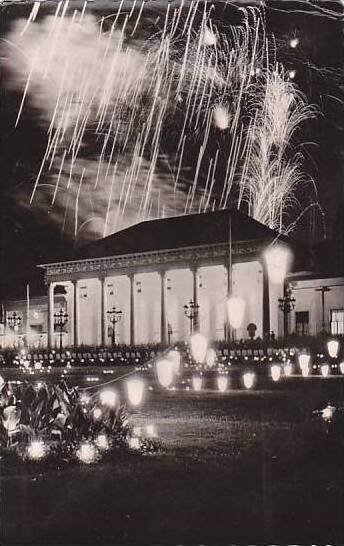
[129,274,135,346]
[191,266,199,332]
[72,280,79,347]
[160,270,166,345]
[100,277,106,346]
[262,262,270,339]
[47,282,54,349]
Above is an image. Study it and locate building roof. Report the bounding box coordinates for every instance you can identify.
[74,208,288,261]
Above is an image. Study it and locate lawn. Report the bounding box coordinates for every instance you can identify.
[1,376,344,545]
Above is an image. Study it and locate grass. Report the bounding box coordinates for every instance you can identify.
[1,377,344,545]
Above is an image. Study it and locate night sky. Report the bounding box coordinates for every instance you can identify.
[0,0,343,299]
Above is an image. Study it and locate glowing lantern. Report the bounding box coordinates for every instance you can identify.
[190,333,208,363]
[93,408,102,420]
[283,362,293,377]
[34,362,42,370]
[217,375,228,392]
[270,364,281,382]
[264,246,291,284]
[227,296,246,329]
[27,440,46,460]
[321,364,330,378]
[80,392,90,404]
[289,37,299,48]
[100,389,117,407]
[327,339,339,359]
[322,405,335,422]
[129,437,140,450]
[146,424,156,437]
[156,359,174,388]
[126,378,144,406]
[243,372,255,389]
[192,375,203,391]
[299,353,310,377]
[95,434,109,451]
[206,348,216,368]
[339,362,344,375]
[77,442,97,464]
[167,350,181,375]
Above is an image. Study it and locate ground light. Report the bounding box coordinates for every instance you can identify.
[156,358,174,388]
[80,392,91,404]
[192,375,203,391]
[126,377,144,406]
[190,333,208,363]
[77,442,98,464]
[27,440,46,460]
[289,37,299,48]
[93,408,102,420]
[283,362,293,377]
[321,364,330,378]
[340,362,344,375]
[100,389,117,407]
[167,350,181,374]
[146,424,156,437]
[129,437,140,450]
[217,375,228,392]
[322,405,335,422]
[95,434,109,451]
[206,348,216,368]
[270,364,281,382]
[299,353,310,377]
[243,371,255,389]
[226,296,246,329]
[327,339,340,359]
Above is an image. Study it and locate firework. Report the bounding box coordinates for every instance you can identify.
[4,1,317,239]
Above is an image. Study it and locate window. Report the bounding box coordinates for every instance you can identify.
[296,311,309,336]
[330,309,344,335]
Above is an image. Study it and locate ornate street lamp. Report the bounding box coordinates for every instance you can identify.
[7,312,22,331]
[183,300,199,335]
[278,287,296,338]
[54,308,68,352]
[107,306,123,347]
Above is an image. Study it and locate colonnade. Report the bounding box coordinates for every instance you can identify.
[47,260,273,348]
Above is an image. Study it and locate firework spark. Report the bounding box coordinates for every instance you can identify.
[4,1,318,240]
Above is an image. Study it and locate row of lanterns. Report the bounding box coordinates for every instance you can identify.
[154,336,343,393]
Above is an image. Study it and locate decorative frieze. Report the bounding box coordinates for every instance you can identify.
[40,240,268,283]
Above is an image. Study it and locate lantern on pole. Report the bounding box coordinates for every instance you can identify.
[226,296,246,330]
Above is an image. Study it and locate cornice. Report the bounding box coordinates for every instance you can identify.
[40,240,269,282]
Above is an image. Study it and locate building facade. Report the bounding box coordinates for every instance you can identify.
[288,274,344,337]
[1,209,315,349]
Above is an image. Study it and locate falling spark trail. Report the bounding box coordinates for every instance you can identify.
[5,1,318,241]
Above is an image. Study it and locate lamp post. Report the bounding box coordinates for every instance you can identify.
[53,308,68,352]
[278,287,296,339]
[7,312,22,331]
[184,300,199,336]
[107,306,123,347]
[7,312,22,348]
